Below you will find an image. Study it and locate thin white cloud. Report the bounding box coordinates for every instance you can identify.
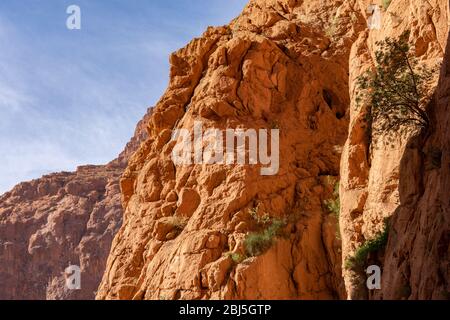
[0,84,32,112]
[1,140,82,193]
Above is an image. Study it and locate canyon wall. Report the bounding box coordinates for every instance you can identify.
[97,0,365,300]
[1,0,447,301]
[0,108,151,300]
[340,0,449,299]
[98,0,449,300]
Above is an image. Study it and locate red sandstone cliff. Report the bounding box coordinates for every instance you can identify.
[0,108,152,300]
[1,0,448,301]
[97,0,363,300]
[97,0,449,300]
[340,0,449,299]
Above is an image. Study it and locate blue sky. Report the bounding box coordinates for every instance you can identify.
[0,0,247,194]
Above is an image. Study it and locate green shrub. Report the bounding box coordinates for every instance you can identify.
[356,31,436,144]
[226,252,245,264]
[324,179,341,239]
[249,204,271,225]
[345,220,390,270]
[325,14,339,39]
[324,180,340,218]
[382,0,392,10]
[244,218,286,257]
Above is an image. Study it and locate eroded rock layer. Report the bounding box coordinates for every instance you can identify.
[97,0,369,300]
[2,0,448,301]
[0,108,152,300]
[98,0,449,300]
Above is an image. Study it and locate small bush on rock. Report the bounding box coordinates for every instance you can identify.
[244,218,286,257]
[345,219,390,270]
[356,31,437,145]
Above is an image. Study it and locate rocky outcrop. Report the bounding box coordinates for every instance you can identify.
[0,166,122,300]
[0,108,152,300]
[97,0,370,300]
[97,0,449,300]
[2,0,447,301]
[111,108,153,168]
[340,0,449,299]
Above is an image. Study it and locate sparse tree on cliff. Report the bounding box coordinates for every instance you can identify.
[356,31,437,144]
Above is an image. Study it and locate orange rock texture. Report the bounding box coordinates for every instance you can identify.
[1,0,448,301]
[98,0,364,300]
[340,0,449,299]
[97,0,449,300]
[0,108,152,299]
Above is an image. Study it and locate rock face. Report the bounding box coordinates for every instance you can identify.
[2,0,448,301]
[97,0,367,300]
[374,33,450,300]
[97,0,449,300]
[340,0,449,299]
[0,108,151,300]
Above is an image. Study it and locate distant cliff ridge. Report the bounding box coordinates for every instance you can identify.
[0,108,152,300]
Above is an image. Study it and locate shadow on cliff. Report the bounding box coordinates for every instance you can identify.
[373,35,450,300]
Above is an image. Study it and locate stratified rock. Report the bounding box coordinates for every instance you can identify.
[0,108,152,300]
